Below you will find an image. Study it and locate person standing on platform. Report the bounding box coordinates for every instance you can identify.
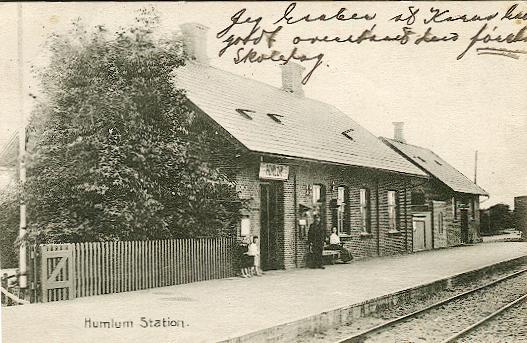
[247,236,263,276]
[308,211,325,269]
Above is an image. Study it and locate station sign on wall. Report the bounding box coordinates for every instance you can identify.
[259,162,289,181]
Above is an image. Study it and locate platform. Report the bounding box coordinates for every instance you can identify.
[2,241,527,343]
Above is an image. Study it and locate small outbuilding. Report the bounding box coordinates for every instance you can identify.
[382,126,488,251]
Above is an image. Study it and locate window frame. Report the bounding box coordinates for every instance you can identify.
[360,188,371,234]
[438,211,444,234]
[335,186,350,235]
[387,190,400,232]
[312,183,327,228]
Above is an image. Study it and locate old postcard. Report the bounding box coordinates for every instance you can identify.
[1,2,526,343]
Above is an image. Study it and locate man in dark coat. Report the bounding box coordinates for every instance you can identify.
[308,212,325,269]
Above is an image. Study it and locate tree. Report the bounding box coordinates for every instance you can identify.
[0,187,20,268]
[24,9,242,243]
[486,203,514,234]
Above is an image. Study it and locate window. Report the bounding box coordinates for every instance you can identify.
[312,184,321,205]
[411,190,425,205]
[388,191,400,231]
[312,184,326,227]
[334,186,350,235]
[452,197,457,220]
[470,198,476,219]
[360,188,371,233]
[438,212,444,234]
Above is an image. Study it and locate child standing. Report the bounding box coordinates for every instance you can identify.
[247,236,262,276]
[239,237,253,278]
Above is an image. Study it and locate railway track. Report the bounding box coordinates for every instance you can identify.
[335,268,527,343]
[441,293,527,343]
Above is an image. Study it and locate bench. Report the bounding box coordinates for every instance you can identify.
[322,249,340,264]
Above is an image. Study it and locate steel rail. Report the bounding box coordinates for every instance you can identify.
[441,293,527,343]
[336,268,527,343]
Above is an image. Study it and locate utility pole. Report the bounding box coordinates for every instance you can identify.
[474,150,478,184]
[18,3,27,290]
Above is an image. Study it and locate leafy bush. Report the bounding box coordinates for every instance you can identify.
[24,9,242,244]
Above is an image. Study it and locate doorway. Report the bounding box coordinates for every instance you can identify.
[413,212,432,252]
[460,209,469,244]
[260,182,283,271]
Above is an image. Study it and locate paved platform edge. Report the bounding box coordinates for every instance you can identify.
[219,255,527,343]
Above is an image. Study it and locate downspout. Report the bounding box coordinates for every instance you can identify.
[431,201,435,249]
[376,178,380,256]
[405,183,409,252]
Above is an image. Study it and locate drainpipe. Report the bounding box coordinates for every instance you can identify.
[376,178,380,256]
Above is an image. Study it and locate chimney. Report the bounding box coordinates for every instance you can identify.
[180,23,209,65]
[392,122,406,143]
[281,62,305,96]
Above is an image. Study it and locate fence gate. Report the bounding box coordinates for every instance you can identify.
[40,244,75,302]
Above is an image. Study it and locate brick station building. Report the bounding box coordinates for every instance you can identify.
[174,24,430,270]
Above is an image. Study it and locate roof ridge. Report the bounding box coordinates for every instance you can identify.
[382,137,438,154]
[381,137,488,195]
[182,62,334,108]
[428,149,487,195]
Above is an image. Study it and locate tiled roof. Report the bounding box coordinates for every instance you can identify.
[382,138,488,195]
[172,63,427,177]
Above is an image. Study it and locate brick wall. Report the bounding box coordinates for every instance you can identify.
[229,155,421,269]
[412,179,482,247]
[220,150,483,271]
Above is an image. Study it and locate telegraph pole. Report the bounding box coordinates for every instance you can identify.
[18,3,27,290]
[474,150,478,184]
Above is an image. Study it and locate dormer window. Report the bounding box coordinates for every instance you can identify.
[236,108,254,120]
[342,129,354,141]
[234,108,285,124]
[267,113,284,124]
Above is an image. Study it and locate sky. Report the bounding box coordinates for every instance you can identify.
[0,2,526,208]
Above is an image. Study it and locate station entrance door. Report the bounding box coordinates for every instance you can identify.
[260,182,283,270]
